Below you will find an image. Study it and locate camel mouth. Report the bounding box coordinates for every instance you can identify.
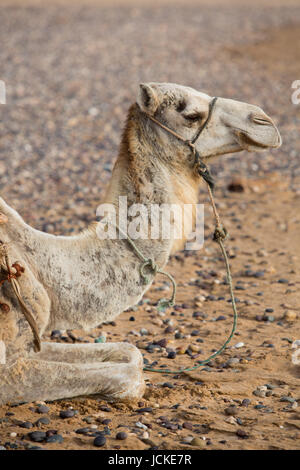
[233,128,282,151]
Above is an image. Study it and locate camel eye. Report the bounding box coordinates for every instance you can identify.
[176,100,186,112]
[184,112,205,122]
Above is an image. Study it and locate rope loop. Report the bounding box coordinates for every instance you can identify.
[140,258,158,284]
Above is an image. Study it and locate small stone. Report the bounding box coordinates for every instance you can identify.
[135,421,148,430]
[253,389,266,398]
[136,407,153,413]
[280,396,295,403]
[167,351,176,359]
[36,405,49,414]
[28,431,46,442]
[59,409,75,419]
[10,432,17,438]
[182,436,194,444]
[182,422,193,430]
[190,437,206,448]
[284,310,297,321]
[93,435,106,447]
[225,416,237,424]
[226,358,240,367]
[116,432,127,440]
[95,335,106,343]
[234,342,244,348]
[36,417,50,426]
[241,399,251,407]
[162,382,174,389]
[45,434,63,444]
[155,338,168,348]
[19,421,33,429]
[225,405,238,416]
[236,429,249,439]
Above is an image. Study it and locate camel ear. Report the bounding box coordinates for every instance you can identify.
[137,83,160,114]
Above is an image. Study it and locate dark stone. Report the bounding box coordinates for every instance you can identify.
[93,435,106,447]
[102,419,112,425]
[225,405,238,416]
[59,409,75,419]
[116,432,127,440]
[28,431,46,442]
[136,407,153,413]
[162,382,174,389]
[36,405,49,414]
[182,422,193,430]
[36,417,50,426]
[45,434,63,444]
[19,421,33,429]
[167,351,176,359]
[241,399,251,407]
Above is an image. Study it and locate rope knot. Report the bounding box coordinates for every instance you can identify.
[213,224,228,242]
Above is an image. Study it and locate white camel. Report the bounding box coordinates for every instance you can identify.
[0,82,281,405]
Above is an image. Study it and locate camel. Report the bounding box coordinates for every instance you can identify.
[0,82,281,405]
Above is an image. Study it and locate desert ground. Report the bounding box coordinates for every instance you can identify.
[0,0,299,451]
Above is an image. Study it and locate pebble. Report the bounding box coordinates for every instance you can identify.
[28,431,46,442]
[226,358,240,367]
[284,310,297,321]
[234,342,244,348]
[182,436,194,444]
[162,382,174,389]
[116,432,127,440]
[225,405,238,416]
[190,437,206,448]
[225,416,237,424]
[280,396,295,403]
[236,429,249,439]
[36,405,50,414]
[95,335,106,343]
[136,407,153,413]
[45,434,63,444]
[0,446,6,450]
[36,417,50,426]
[93,435,106,447]
[167,351,176,359]
[135,422,148,430]
[182,422,193,430]
[59,409,76,419]
[241,399,251,407]
[19,421,33,429]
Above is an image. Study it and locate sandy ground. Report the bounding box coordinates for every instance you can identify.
[0,0,300,451]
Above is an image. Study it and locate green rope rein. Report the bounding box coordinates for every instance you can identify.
[115,218,238,375]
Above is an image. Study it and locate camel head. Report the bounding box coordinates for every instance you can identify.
[137,82,282,161]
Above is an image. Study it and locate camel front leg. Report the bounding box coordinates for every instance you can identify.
[0,342,145,405]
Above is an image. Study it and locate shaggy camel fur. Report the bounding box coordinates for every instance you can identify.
[0,83,281,405]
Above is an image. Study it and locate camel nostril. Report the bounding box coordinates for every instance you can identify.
[250,113,273,126]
